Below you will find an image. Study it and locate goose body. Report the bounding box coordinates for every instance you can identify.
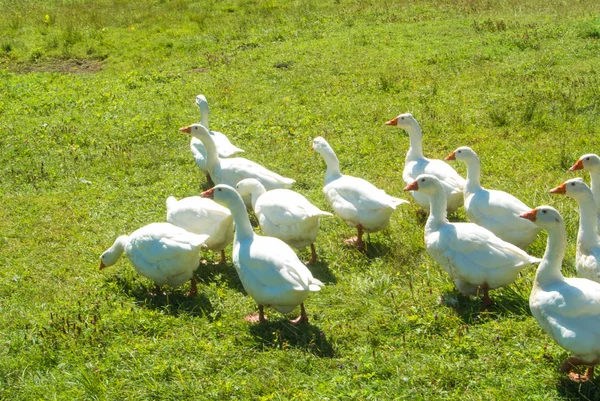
[405,174,540,304]
[446,146,540,249]
[201,184,323,323]
[236,178,332,264]
[550,178,600,282]
[182,124,295,206]
[190,94,244,175]
[522,205,600,382]
[166,195,234,263]
[570,154,600,234]
[386,113,465,213]
[311,136,408,248]
[99,223,208,294]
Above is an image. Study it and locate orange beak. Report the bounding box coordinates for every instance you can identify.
[403,180,419,191]
[445,151,456,161]
[310,145,314,151]
[179,126,192,133]
[520,208,538,222]
[569,159,584,171]
[549,183,567,195]
[99,260,106,270]
[200,187,215,199]
[385,117,398,126]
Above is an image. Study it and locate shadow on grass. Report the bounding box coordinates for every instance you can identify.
[112,275,216,317]
[196,261,245,292]
[364,239,392,260]
[306,259,337,284]
[249,318,335,358]
[556,376,600,400]
[439,284,530,325]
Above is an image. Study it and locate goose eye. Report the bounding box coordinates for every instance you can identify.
[542,210,547,214]
[586,157,590,161]
[571,182,575,186]
[401,117,405,120]
[458,150,461,153]
[420,178,425,182]
[218,188,222,192]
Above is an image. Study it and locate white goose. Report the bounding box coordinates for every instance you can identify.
[445,146,540,249]
[570,154,600,233]
[190,95,244,182]
[550,178,600,282]
[181,124,295,206]
[521,206,600,382]
[405,174,540,304]
[386,113,465,213]
[311,136,409,249]
[201,184,323,323]
[235,178,332,264]
[166,195,234,264]
[99,223,208,296]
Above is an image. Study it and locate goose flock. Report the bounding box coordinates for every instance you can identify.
[100,96,600,382]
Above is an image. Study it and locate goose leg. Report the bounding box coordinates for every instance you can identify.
[307,244,317,265]
[561,357,598,382]
[186,277,198,297]
[149,284,164,296]
[290,303,309,325]
[205,173,215,188]
[219,250,226,264]
[344,224,365,250]
[481,283,492,306]
[245,305,267,324]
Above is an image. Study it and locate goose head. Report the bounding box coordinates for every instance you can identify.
[179,123,210,140]
[99,236,128,270]
[201,184,244,209]
[385,113,418,130]
[236,178,265,198]
[403,174,443,195]
[445,146,477,162]
[311,136,333,155]
[520,206,563,228]
[570,154,600,173]
[550,177,591,200]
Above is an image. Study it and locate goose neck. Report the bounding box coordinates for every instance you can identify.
[197,99,210,129]
[251,186,267,211]
[194,127,219,171]
[535,224,566,286]
[589,171,600,211]
[574,193,600,248]
[405,121,424,160]
[228,201,255,240]
[425,190,448,229]
[320,148,342,183]
[463,157,482,192]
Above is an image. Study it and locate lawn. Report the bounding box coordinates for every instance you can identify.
[1,0,600,399]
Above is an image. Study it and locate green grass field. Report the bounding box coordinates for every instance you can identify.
[2,0,600,399]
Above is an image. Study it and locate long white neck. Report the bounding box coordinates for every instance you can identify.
[404,120,424,161]
[462,156,482,193]
[573,191,600,249]
[590,171,600,212]
[535,224,566,286]
[103,235,129,266]
[197,98,210,129]
[228,200,255,241]
[425,188,448,231]
[193,127,219,171]
[318,147,342,183]
[250,185,267,211]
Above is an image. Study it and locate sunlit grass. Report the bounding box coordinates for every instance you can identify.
[1,0,600,399]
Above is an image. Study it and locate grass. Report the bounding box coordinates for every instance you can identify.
[1,0,600,399]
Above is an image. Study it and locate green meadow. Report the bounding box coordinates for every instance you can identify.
[1,0,600,399]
